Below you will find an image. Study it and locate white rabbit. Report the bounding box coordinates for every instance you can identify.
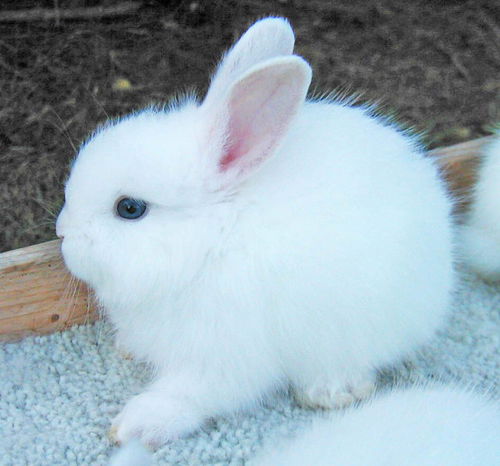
[56,17,455,446]
[460,129,500,280]
[253,386,500,466]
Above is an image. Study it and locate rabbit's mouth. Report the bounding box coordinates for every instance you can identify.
[59,233,109,293]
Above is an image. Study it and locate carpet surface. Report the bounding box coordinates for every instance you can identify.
[1,268,499,466]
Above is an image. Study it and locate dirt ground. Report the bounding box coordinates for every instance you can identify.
[0,0,499,252]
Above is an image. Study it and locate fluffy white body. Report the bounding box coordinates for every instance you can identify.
[254,386,500,466]
[57,18,455,445]
[460,131,500,280]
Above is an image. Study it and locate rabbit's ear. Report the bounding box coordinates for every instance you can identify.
[203,17,295,108]
[203,55,312,183]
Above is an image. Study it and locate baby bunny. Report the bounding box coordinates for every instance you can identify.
[56,17,455,446]
[253,386,500,466]
[460,129,500,280]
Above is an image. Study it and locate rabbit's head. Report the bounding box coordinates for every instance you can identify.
[56,18,312,305]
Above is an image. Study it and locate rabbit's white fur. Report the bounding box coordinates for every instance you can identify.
[253,386,500,466]
[57,18,455,445]
[108,440,152,466]
[460,130,500,280]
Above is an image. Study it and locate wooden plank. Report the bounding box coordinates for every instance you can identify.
[0,136,494,342]
[0,240,97,342]
[430,136,492,212]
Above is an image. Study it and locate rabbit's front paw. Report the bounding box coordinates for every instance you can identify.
[110,392,203,447]
[294,375,376,409]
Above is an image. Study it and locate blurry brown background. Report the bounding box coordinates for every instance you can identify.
[0,0,498,253]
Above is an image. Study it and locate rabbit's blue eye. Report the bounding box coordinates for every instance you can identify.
[116,198,147,220]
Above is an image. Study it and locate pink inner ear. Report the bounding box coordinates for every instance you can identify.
[217,81,284,173]
[219,131,246,170]
[220,147,240,170]
[207,57,311,179]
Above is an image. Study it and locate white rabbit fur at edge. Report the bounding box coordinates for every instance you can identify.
[460,130,500,280]
[57,17,455,446]
[108,439,152,466]
[253,386,500,466]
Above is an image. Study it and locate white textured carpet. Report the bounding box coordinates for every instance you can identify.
[1,268,499,466]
